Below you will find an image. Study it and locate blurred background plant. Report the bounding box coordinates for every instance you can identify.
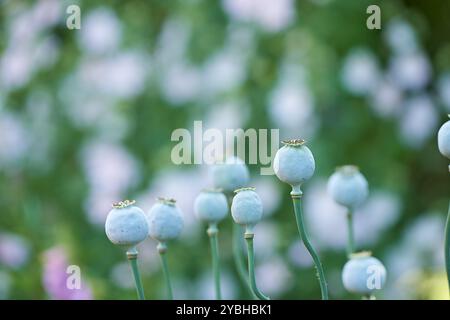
[0,0,449,299]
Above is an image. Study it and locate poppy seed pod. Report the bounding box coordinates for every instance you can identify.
[147,198,184,242]
[342,252,387,295]
[105,200,149,247]
[273,139,315,192]
[211,156,250,193]
[231,187,263,229]
[194,189,228,224]
[438,117,450,160]
[327,165,369,209]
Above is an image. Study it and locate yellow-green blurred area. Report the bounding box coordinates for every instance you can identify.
[0,0,449,299]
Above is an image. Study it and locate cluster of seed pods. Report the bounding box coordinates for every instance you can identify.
[104,119,450,299]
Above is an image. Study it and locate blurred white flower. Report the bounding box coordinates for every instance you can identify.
[81,141,139,196]
[8,11,37,47]
[287,240,313,268]
[0,48,33,89]
[399,95,438,148]
[255,256,292,296]
[205,100,250,133]
[32,0,62,29]
[136,238,161,274]
[160,63,202,106]
[193,270,237,299]
[355,191,402,247]
[304,181,347,249]
[84,191,121,225]
[0,112,30,168]
[154,18,191,65]
[202,49,246,96]
[384,19,418,55]
[389,52,431,91]
[370,77,403,118]
[403,213,445,263]
[341,48,381,96]
[78,51,149,99]
[252,176,281,217]
[0,233,31,269]
[78,8,122,55]
[253,222,279,260]
[437,73,450,112]
[268,79,318,139]
[222,0,295,32]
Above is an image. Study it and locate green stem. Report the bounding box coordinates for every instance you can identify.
[232,223,249,287]
[445,201,450,296]
[126,247,145,300]
[291,192,329,300]
[245,233,270,300]
[208,224,221,300]
[346,209,355,257]
[158,242,173,300]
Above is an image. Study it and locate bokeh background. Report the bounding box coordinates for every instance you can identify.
[0,0,449,300]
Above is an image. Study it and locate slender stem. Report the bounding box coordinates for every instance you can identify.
[157,242,173,300]
[291,192,329,300]
[445,200,450,296]
[245,233,270,300]
[126,247,145,300]
[346,209,355,257]
[232,223,249,286]
[228,193,253,297]
[208,224,221,300]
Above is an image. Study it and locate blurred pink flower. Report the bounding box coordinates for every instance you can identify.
[42,247,92,300]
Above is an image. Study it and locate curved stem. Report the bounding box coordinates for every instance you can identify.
[126,247,145,300]
[346,209,355,257]
[245,233,270,300]
[445,201,450,296]
[158,243,173,300]
[291,193,329,300]
[208,224,221,300]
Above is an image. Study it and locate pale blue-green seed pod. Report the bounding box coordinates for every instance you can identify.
[105,200,149,247]
[211,156,250,193]
[147,198,184,242]
[342,252,387,295]
[327,165,369,209]
[273,139,315,191]
[194,189,228,224]
[437,117,450,160]
[231,187,263,229]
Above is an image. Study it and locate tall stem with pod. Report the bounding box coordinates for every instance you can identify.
[146,198,184,300]
[327,165,369,258]
[194,189,229,299]
[105,200,148,300]
[274,139,329,300]
[210,156,252,295]
[231,187,270,300]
